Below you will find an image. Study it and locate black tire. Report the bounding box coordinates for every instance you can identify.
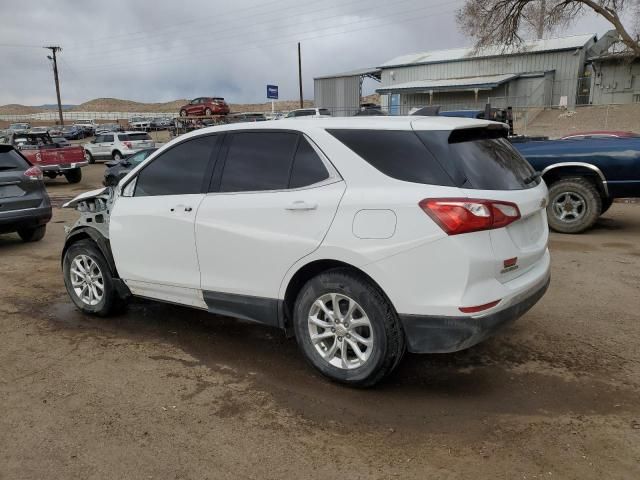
[601,196,614,215]
[103,174,118,187]
[205,108,212,116]
[293,268,405,387]
[547,177,602,234]
[18,225,46,242]
[179,110,187,117]
[63,239,124,316]
[64,168,82,184]
[112,151,123,161]
[84,150,94,164]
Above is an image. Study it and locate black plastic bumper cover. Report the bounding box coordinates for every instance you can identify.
[399,275,550,354]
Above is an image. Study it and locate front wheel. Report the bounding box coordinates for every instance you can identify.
[63,240,124,316]
[205,108,212,116]
[64,168,82,184]
[179,110,187,117]
[84,150,94,164]
[547,177,602,234]
[293,269,405,387]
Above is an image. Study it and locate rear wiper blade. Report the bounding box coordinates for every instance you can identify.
[523,171,542,185]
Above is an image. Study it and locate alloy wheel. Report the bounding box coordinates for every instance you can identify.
[307,293,374,370]
[551,191,587,222]
[69,254,104,306]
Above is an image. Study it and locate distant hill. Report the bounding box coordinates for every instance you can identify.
[0,104,44,115]
[70,98,189,113]
[0,93,380,116]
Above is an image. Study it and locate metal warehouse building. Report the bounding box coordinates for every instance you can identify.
[314,33,627,115]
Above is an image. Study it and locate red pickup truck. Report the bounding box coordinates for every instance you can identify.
[0,132,87,183]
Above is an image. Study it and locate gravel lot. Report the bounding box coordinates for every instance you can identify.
[1,165,639,479]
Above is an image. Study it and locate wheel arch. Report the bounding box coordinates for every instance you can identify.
[62,227,118,278]
[541,162,609,199]
[280,258,393,335]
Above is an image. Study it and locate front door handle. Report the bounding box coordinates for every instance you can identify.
[170,205,193,212]
[286,201,317,211]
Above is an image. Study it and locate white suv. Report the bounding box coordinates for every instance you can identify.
[83,131,155,163]
[62,117,550,386]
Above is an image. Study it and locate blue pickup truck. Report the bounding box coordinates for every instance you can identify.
[512,137,640,233]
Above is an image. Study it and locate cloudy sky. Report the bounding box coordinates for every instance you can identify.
[0,0,618,106]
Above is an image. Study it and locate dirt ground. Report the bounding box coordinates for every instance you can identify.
[1,165,639,480]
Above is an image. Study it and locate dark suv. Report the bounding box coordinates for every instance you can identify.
[0,145,52,242]
[179,97,230,117]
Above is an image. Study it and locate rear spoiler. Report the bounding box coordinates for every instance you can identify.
[448,124,508,144]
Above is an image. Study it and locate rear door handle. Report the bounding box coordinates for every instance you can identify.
[286,201,317,211]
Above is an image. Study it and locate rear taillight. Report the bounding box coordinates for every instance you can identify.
[123,141,133,149]
[24,166,43,181]
[419,198,521,235]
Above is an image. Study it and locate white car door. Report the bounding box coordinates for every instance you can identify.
[110,134,220,307]
[100,134,115,158]
[195,131,345,325]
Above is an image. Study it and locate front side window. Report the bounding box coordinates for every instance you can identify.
[134,136,218,196]
[94,135,104,143]
[219,132,298,192]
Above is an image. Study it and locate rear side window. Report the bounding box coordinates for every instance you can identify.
[135,136,218,196]
[103,135,114,142]
[219,132,298,192]
[120,133,152,141]
[416,128,537,190]
[327,129,454,186]
[318,109,331,116]
[0,147,30,170]
[289,137,329,188]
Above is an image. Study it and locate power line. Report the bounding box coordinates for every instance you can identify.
[73,0,462,72]
[67,0,399,61]
[67,0,296,48]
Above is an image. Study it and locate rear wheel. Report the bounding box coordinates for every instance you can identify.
[547,177,602,234]
[18,225,46,242]
[293,269,405,387]
[64,168,82,184]
[112,151,123,161]
[205,108,212,116]
[63,240,124,316]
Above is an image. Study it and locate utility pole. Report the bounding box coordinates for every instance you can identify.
[298,42,303,108]
[536,0,546,39]
[44,46,64,126]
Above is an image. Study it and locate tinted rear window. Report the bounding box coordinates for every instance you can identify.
[119,133,152,141]
[0,147,29,170]
[416,128,537,190]
[327,129,454,186]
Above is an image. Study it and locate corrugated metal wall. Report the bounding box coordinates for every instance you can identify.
[591,59,639,104]
[314,76,361,116]
[380,47,594,108]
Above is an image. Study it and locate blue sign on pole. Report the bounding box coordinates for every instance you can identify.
[267,84,278,100]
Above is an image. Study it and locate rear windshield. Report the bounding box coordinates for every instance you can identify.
[0,147,30,170]
[416,128,537,190]
[119,133,152,141]
[328,128,537,190]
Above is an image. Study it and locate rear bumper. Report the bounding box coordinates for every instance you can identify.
[40,161,88,172]
[399,274,550,353]
[0,204,52,233]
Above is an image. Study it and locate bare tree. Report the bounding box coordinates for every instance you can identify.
[457,0,640,57]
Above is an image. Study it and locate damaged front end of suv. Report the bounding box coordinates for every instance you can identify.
[61,186,130,302]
